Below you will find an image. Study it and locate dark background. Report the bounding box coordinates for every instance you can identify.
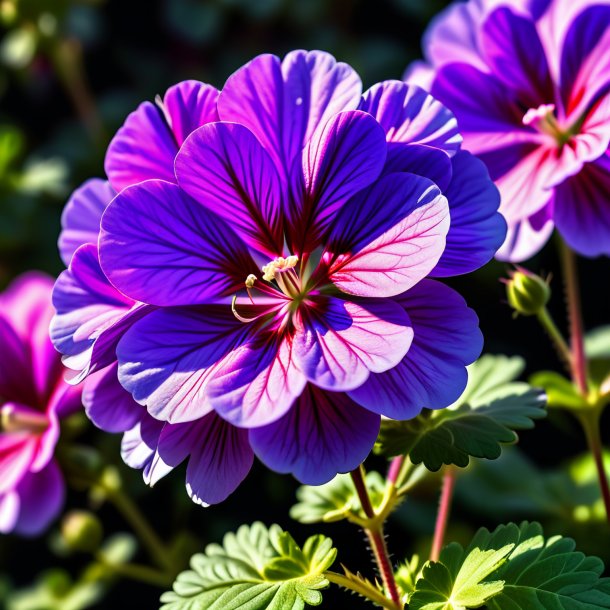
[0,0,608,608]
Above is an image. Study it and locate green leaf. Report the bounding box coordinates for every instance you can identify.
[376,355,546,470]
[410,522,610,610]
[395,555,422,603]
[529,371,588,409]
[290,472,386,524]
[160,523,337,610]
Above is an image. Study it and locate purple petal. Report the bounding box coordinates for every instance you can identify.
[0,316,37,406]
[51,244,134,374]
[382,143,453,191]
[359,81,461,155]
[161,80,219,147]
[83,364,143,433]
[349,280,482,419]
[0,425,38,494]
[293,297,413,391]
[249,385,380,485]
[11,460,64,536]
[560,6,610,119]
[289,110,387,251]
[58,179,115,266]
[116,306,254,423]
[431,151,505,276]
[121,414,164,474]
[327,173,449,297]
[0,491,18,533]
[99,180,257,306]
[208,334,307,427]
[554,152,610,257]
[218,51,361,180]
[175,122,284,256]
[154,413,253,505]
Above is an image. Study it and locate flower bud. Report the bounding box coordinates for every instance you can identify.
[505,267,550,316]
[61,510,103,553]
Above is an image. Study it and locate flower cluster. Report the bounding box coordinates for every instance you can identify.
[0,274,82,535]
[52,50,505,506]
[406,0,610,261]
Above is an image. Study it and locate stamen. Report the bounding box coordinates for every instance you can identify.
[1,404,48,434]
[261,256,299,282]
[522,103,570,144]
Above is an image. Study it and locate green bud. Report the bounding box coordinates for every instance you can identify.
[505,267,551,316]
[61,510,103,553]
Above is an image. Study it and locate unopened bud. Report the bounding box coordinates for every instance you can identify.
[505,267,550,316]
[61,510,103,553]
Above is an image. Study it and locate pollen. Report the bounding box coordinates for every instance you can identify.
[261,256,299,282]
[245,274,257,288]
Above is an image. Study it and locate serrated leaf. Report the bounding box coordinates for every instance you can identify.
[290,472,386,524]
[411,522,610,610]
[160,523,337,610]
[395,555,422,603]
[376,355,546,470]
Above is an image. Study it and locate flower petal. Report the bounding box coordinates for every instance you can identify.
[0,316,37,406]
[249,385,380,485]
[116,306,254,423]
[175,122,284,256]
[554,152,610,257]
[59,178,115,266]
[121,415,164,474]
[0,425,38,494]
[496,203,554,262]
[431,151,505,276]
[11,460,64,536]
[327,173,449,297]
[83,364,143,433]
[100,180,257,306]
[161,80,219,147]
[293,297,413,391]
[218,51,361,180]
[359,81,461,155]
[208,334,307,427]
[289,110,387,251]
[349,280,482,419]
[382,143,453,191]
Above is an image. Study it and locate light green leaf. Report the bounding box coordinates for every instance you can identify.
[529,371,587,409]
[376,355,546,470]
[160,523,337,610]
[290,472,386,524]
[395,555,422,603]
[410,522,610,610]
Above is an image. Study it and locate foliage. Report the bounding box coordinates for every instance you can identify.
[376,355,546,470]
[160,523,337,610]
[410,522,610,610]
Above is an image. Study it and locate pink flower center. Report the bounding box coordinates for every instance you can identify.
[522,103,572,146]
[0,404,48,435]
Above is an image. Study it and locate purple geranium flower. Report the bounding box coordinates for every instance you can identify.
[52,50,505,504]
[0,273,82,535]
[406,0,610,261]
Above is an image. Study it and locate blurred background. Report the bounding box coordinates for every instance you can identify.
[0,0,608,608]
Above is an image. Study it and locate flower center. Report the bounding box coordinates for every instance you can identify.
[522,103,572,146]
[0,404,48,435]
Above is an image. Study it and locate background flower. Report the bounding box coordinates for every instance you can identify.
[0,273,82,536]
[52,50,504,504]
[406,0,610,261]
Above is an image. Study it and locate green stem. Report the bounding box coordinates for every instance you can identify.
[325,571,402,610]
[96,555,173,587]
[577,410,610,523]
[536,306,572,371]
[350,466,402,607]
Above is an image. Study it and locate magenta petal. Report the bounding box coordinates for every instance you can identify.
[249,385,380,485]
[293,297,413,391]
[289,110,387,250]
[431,151,506,277]
[327,173,449,297]
[175,122,284,256]
[105,102,177,191]
[208,334,307,428]
[59,179,115,266]
[554,153,610,257]
[359,81,461,155]
[0,425,38,494]
[0,491,18,533]
[100,180,256,306]
[83,364,143,433]
[116,306,253,423]
[161,80,219,147]
[12,460,64,536]
[0,317,37,406]
[218,51,362,180]
[349,280,482,419]
[480,7,553,107]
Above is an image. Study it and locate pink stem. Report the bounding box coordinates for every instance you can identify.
[430,468,456,562]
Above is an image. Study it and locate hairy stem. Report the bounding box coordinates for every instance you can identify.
[578,410,610,523]
[430,468,456,562]
[96,555,173,587]
[536,306,572,371]
[350,466,402,607]
[325,571,402,610]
